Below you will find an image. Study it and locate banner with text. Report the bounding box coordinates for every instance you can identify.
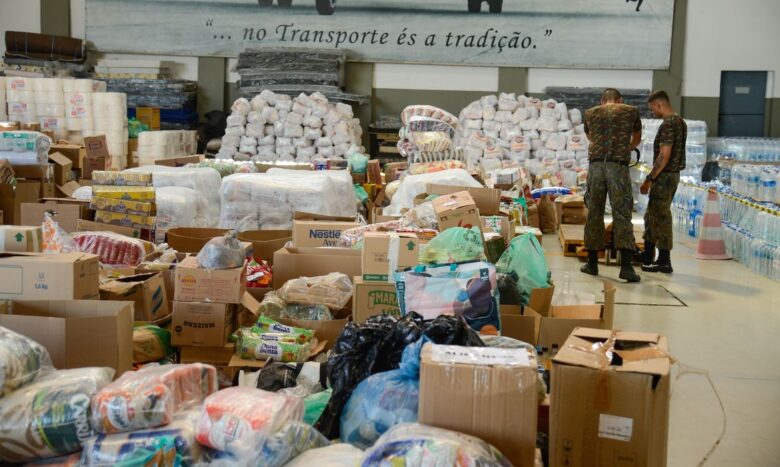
[86,0,674,68]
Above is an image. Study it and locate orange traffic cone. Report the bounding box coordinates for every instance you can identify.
[695,189,731,260]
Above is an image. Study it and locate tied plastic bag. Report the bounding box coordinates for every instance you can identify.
[419,227,485,265]
[0,326,52,397]
[258,291,334,321]
[348,152,369,174]
[132,324,173,365]
[361,423,511,466]
[0,367,114,463]
[496,233,551,306]
[395,261,501,334]
[277,273,353,311]
[341,338,426,448]
[285,443,364,467]
[195,387,303,458]
[41,213,77,254]
[197,231,245,269]
[91,364,217,434]
[79,409,201,467]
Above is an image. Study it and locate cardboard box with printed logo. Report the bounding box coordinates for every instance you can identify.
[362,231,425,281]
[171,301,235,347]
[432,191,482,233]
[0,252,100,300]
[550,328,671,467]
[291,212,360,248]
[100,272,169,322]
[419,343,538,467]
[174,255,246,304]
[353,277,400,323]
[0,226,42,252]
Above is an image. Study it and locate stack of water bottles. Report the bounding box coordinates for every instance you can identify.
[672,181,780,281]
[639,118,708,181]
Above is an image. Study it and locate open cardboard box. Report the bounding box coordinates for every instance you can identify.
[100,272,169,322]
[272,246,361,289]
[426,183,501,215]
[21,199,90,233]
[500,281,615,350]
[0,299,133,377]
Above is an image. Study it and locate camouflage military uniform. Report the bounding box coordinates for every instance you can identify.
[644,114,687,250]
[583,104,642,251]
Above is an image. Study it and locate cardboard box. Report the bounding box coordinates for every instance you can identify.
[21,201,84,233]
[155,155,205,167]
[57,180,83,198]
[426,184,501,216]
[291,213,360,248]
[171,301,235,347]
[0,226,42,252]
[11,163,54,182]
[419,343,538,467]
[0,252,100,300]
[432,191,482,232]
[100,272,169,322]
[136,106,161,130]
[0,181,40,225]
[0,299,133,376]
[272,247,361,290]
[174,255,246,304]
[353,277,400,323]
[179,343,237,380]
[237,230,292,265]
[50,142,86,169]
[500,281,615,351]
[550,328,671,467]
[362,231,424,281]
[166,227,230,253]
[83,135,111,180]
[482,215,516,243]
[48,152,73,186]
[137,251,188,315]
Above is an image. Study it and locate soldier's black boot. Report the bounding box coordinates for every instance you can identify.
[634,242,655,266]
[642,249,673,273]
[580,250,599,276]
[619,249,641,282]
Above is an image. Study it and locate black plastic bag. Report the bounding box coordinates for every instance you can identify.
[497,273,524,305]
[372,312,424,374]
[255,362,302,392]
[422,314,485,347]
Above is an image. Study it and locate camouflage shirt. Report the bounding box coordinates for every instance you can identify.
[584,103,642,165]
[654,114,687,172]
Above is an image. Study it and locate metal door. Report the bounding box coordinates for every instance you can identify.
[718,71,768,136]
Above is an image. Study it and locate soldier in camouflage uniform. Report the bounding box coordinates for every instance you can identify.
[638,90,687,273]
[581,88,643,282]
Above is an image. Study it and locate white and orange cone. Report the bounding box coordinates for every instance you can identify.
[695,189,731,260]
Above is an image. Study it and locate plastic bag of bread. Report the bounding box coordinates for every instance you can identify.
[91,364,217,434]
[41,213,77,254]
[277,273,353,311]
[72,231,153,267]
[197,231,245,269]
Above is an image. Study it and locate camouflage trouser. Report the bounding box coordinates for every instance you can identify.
[644,171,680,250]
[584,161,635,250]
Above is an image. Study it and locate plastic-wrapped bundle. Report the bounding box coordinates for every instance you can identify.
[259,421,330,467]
[136,130,198,166]
[91,364,217,434]
[384,169,482,216]
[286,443,364,467]
[0,131,51,164]
[277,273,353,311]
[195,387,303,459]
[0,326,52,396]
[266,168,356,220]
[0,368,114,463]
[197,230,245,269]
[361,423,511,466]
[341,338,425,449]
[80,409,201,467]
[155,186,212,241]
[125,165,222,225]
[72,231,153,266]
[219,172,355,230]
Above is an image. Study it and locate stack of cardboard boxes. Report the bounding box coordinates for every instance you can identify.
[555,193,588,225]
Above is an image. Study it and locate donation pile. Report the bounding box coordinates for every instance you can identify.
[455,93,589,188]
[216,91,363,162]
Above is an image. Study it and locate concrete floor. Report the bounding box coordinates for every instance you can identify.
[543,229,780,466]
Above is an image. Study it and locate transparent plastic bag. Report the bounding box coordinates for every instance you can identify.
[0,367,114,463]
[91,363,217,434]
[419,226,485,265]
[133,324,173,365]
[41,212,77,254]
[285,443,364,467]
[361,423,511,466]
[277,273,353,311]
[259,421,329,467]
[496,233,551,306]
[197,230,245,269]
[341,338,425,449]
[0,326,53,397]
[195,387,303,457]
[72,231,152,267]
[80,409,201,467]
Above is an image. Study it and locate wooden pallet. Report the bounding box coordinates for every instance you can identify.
[559,223,645,258]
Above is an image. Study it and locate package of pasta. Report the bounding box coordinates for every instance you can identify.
[0,367,114,463]
[276,273,352,311]
[0,326,53,397]
[91,363,217,434]
[91,185,156,201]
[255,316,315,343]
[195,387,303,458]
[237,332,311,363]
[79,409,202,467]
[72,231,154,267]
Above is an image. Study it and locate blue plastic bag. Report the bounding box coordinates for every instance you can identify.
[340,338,427,449]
